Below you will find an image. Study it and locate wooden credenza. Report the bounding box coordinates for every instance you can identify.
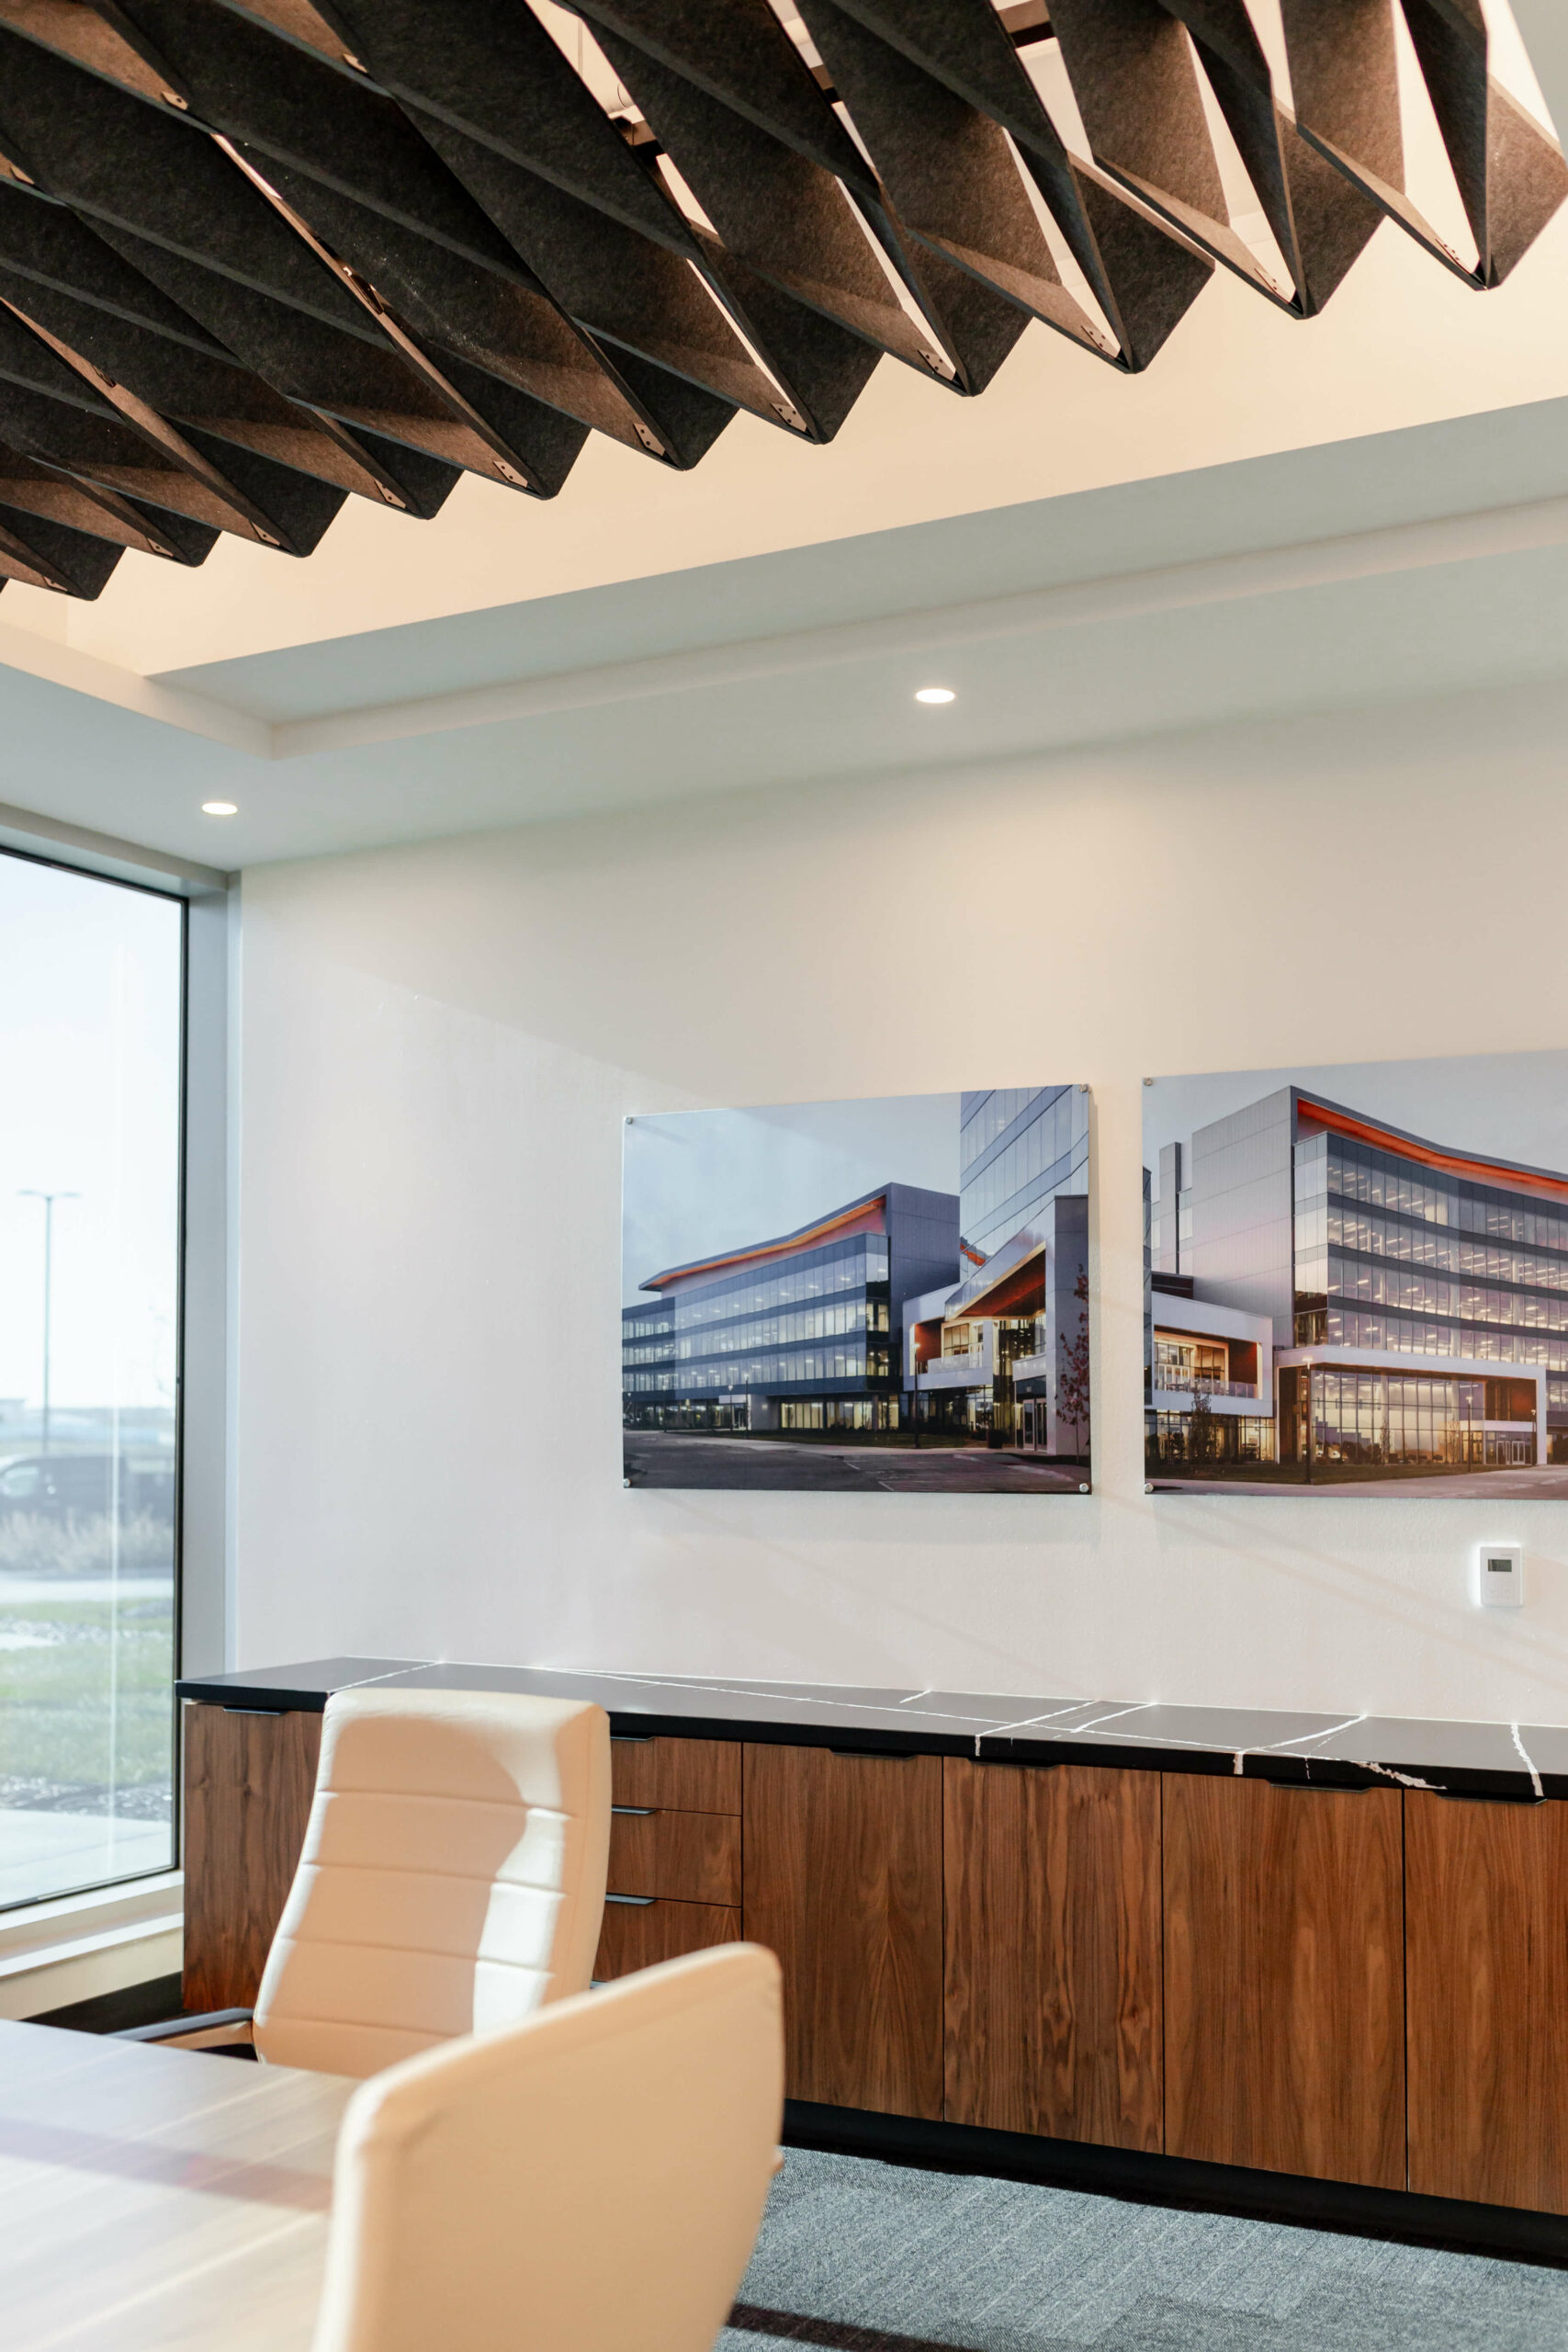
[180,1702,1568,2222]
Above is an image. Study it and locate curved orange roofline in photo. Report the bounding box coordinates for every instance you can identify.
[641,1191,889,1294]
[1297,1099,1568,1207]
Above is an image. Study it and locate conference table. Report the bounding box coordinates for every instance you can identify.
[0,2019,354,2349]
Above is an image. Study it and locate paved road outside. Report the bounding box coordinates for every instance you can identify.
[1151,1465,1568,1499]
[624,1433,1088,1493]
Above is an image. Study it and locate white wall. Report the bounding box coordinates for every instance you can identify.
[233,673,1568,1725]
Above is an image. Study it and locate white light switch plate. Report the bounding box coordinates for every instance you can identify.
[1474,1542,1524,1607]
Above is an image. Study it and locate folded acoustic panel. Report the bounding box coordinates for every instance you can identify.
[0,0,1553,596]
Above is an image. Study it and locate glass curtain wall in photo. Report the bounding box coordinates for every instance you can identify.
[0,851,183,1909]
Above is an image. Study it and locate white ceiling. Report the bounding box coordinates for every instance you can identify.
[5,0,1568,882]
[2,391,1568,872]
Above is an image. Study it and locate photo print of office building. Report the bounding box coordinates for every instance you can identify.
[623,1087,1090,1493]
[1145,1052,1568,1492]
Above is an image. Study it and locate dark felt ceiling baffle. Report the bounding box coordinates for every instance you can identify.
[0,0,1557,599]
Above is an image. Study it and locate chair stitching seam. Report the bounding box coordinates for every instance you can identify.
[319,1793,575,1817]
[288,1858,570,1883]
[272,1935,556,1965]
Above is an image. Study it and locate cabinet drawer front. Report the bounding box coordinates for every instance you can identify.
[593,1897,742,1981]
[610,1735,741,1814]
[608,1808,741,1905]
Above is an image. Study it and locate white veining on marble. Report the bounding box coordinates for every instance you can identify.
[972,1707,1350,1766]
[970,1699,1104,1756]
[883,1698,1078,1728]
[443,1670,1390,1778]
[1227,1714,1372,1780]
[1065,1724,1321,1760]
[1262,1713,1370,1751]
[548,1668,1010,1733]
[998,1701,1103,1729]
[1353,1758,1438,1792]
[1511,1721,1545,1798]
[322,1670,1546,1799]
[1056,1702,1156,1736]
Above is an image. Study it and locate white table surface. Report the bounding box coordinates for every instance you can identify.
[0,2019,354,2350]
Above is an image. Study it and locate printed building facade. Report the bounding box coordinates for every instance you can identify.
[1148,1089,1568,1476]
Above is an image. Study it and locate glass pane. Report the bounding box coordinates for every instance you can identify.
[0,854,182,1910]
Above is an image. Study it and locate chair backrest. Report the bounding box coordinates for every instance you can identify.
[311,1941,783,2352]
[254,1687,610,2078]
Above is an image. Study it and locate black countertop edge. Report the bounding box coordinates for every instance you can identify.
[175,1661,1567,1801]
[175,1657,422,1713]
[178,1677,353,1713]
[979,1731,1563,1799]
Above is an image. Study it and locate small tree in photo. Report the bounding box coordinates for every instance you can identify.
[1187,1383,1217,1469]
[1056,1269,1091,1460]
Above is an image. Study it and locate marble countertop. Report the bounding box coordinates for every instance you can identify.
[175,1657,1568,1800]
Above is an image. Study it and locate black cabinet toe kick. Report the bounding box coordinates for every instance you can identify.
[782,2102,1568,2267]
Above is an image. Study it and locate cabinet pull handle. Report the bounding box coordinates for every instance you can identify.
[604,1894,656,1906]
[222,1705,286,1716]
[1433,1788,1546,1806]
[612,1805,657,1816]
[1254,1775,1374,1792]
[829,1746,918,1759]
[611,1735,654,1745]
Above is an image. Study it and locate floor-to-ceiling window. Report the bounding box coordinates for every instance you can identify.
[0,850,183,1909]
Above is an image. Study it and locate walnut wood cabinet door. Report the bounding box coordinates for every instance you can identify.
[182,1702,321,2012]
[943,1758,1163,2150]
[742,1742,943,2120]
[1163,1773,1404,2188]
[1406,1791,1568,2213]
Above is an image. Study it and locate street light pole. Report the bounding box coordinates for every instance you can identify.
[19,1191,78,1458]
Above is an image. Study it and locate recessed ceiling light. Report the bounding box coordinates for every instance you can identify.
[201,800,238,816]
[914,686,955,705]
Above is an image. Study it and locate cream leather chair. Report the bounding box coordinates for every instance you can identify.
[131,1687,611,2076]
[312,1942,784,2352]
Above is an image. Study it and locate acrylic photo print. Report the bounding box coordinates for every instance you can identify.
[1145,1050,1568,1494]
[623,1088,1090,1493]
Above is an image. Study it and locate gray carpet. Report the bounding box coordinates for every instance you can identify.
[718,2149,1568,2352]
